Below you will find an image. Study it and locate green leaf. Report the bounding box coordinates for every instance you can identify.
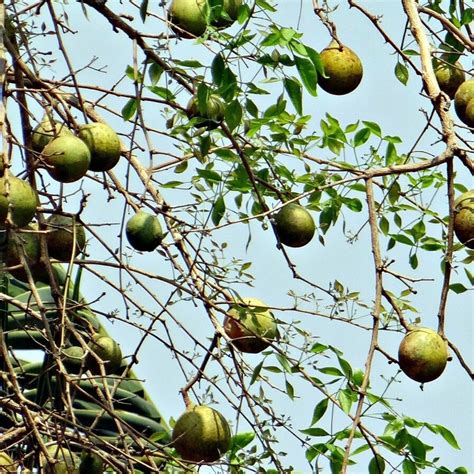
[311,398,328,425]
[294,55,317,96]
[395,62,409,85]
[286,380,295,400]
[276,353,292,373]
[212,53,225,86]
[250,361,263,385]
[433,424,460,449]
[229,432,255,452]
[368,454,386,474]
[362,121,382,137]
[300,427,330,437]
[319,367,344,377]
[406,433,426,462]
[147,85,175,101]
[121,98,138,121]
[211,194,226,226]
[449,283,468,294]
[284,77,303,114]
[140,0,149,22]
[225,100,243,132]
[148,62,163,85]
[379,216,389,235]
[354,128,371,147]
[402,458,417,474]
[338,388,354,414]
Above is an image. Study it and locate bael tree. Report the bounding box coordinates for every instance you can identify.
[0,0,472,472]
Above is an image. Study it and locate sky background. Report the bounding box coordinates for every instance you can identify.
[10,0,473,472]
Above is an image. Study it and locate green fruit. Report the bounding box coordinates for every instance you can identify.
[0,452,17,471]
[32,118,73,153]
[274,203,315,248]
[6,226,42,282]
[169,0,209,38]
[398,327,448,383]
[224,297,278,353]
[186,94,225,129]
[78,122,121,172]
[210,0,242,28]
[454,78,474,127]
[41,445,81,474]
[79,451,104,474]
[0,175,37,227]
[172,405,231,462]
[87,334,123,374]
[41,135,91,183]
[433,58,466,99]
[62,346,86,373]
[453,190,474,249]
[318,40,363,95]
[126,211,163,252]
[46,214,86,261]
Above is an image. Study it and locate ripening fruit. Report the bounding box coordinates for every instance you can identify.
[0,175,37,227]
[6,226,41,281]
[46,214,86,261]
[453,190,474,249]
[79,451,104,474]
[87,334,123,374]
[61,346,85,373]
[210,0,242,28]
[41,135,91,183]
[32,117,73,153]
[398,327,448,383]
[126,211,163,252]
[433,57,466,98]
[78,122,121,172]
[454,77,474,127]
[0,452,17,471]
[318,39,363,95]
[186,94,225,129]
[41,444,81,474]
[169,0,209,38]
[224,297,278,353]
[274,203,315,248]
[172,404,231,463]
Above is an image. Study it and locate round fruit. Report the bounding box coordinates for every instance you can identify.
[6,226,42,282]
[453,190,474,249]
[32,118,72,153]
[79,451,104,474]
[211,0,242,28]
[274,203,315,248]
[318,39,363,95]
[433,58,466,99]
[61,346,85,373]
[454,77,474,127]
[224,297,278,353]
[78,122,121,172]
[41,444,81,474]
[172,404,231,463]
[169,0,209,39]
[0,175,37,227]
[0,452,17,471]
[186,94,225,129]
[41,135,91,183]
[87,334,123,374]
[398,327,448,383]
[46,214,86,261]
[126,211,163,252]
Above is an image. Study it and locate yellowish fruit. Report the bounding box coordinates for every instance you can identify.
[32,118,72,153]
[87,334,123,374]
[186,94,225,129]
[454,77,474,127]
[61,346,85,373]
[453,190,474,249]
[224,297,278,353]
[398,327,448,383]
[0,175,37,227]
[41,445,81,474]
[169,0,209,38]
[41,135,91,183]
[46,214,86,261]
[318,40,363,95]
[210,0,242,28]
[274,203,315,247]
[172,405,231,462]
[0,452,17,472]
[78,122,121,172]
[433,58,465,98]
[126,211,163,252]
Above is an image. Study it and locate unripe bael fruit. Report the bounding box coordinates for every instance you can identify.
[41,444,81,474]
[453,190,474,249]
[224,297,278,353]
[169,0,209,39]
[0,452,17,471]
[6,226,42,282]
[172,405,231,462]
[210,0,242,28]
[454,77,474,127]
[318,39,363,95]
[126,211,163,252]
[0,175,37,227]
[87,334,123,374]
[61,346,85,373]
[398,327,448,383]
[79,451,104,474]
[78,122,121,172]
[32,118,73,153]
[46,214,86,261]
[41,135,91,183]
[274,203,315,248]
[433,57,465,99]
[186,94,225,129]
